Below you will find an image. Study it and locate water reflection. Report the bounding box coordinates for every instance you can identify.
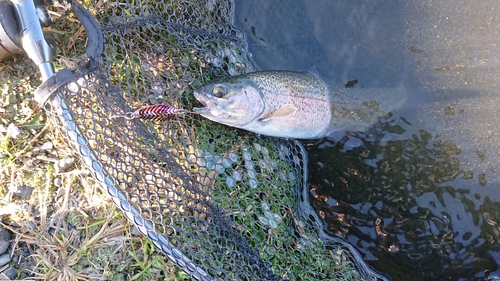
[305,117,500,280]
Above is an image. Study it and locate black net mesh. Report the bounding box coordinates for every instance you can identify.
[37,0,385,279]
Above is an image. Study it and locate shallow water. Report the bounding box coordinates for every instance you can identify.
[234,1,500,280]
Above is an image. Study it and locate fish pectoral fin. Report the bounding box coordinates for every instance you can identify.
[260,104,297,122]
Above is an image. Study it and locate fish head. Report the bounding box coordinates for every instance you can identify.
[193,79,264,126]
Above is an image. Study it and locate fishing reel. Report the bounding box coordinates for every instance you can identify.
[0,0,55,79]
[0,0,23,60]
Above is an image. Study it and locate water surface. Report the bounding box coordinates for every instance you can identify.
[234,1,500,280]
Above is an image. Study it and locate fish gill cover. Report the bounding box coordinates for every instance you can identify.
[34,0,384,280]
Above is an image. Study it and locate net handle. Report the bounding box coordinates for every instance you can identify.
[33,0,102,106]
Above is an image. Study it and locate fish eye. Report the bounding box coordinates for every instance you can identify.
[212,85,226,98]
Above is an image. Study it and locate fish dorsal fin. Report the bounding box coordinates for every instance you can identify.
[260,104,297,122]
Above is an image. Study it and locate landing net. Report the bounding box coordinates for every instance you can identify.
[35,1,385,280]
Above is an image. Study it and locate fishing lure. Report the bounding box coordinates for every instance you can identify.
[113,104,188,122]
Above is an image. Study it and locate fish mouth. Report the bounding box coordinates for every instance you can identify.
[193,91,216,114]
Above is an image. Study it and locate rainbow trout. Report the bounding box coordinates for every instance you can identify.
[193,71,406,139]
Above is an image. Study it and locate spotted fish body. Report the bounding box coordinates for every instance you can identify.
[193,70,406,139]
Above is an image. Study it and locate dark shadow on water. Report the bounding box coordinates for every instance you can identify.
[304,117,500,280]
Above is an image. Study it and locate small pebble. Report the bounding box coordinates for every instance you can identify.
[0,226,11,255]
[6,124,21,139]
[0,253,10,267]
[6,183,34,200]
[41,142,53,152]
[21,186,34,200]
[26,221,35,231]
[2,266,17,279]
[55,157,75,173]
[0,203,20,216]
[130,226,142,236]
[48,227,56,236]
[53,177,62,187]
[6,183,20,194]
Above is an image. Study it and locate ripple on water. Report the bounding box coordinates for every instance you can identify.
[306,117,500,281]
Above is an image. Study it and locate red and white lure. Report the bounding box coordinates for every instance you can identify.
[113,104,188,122]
